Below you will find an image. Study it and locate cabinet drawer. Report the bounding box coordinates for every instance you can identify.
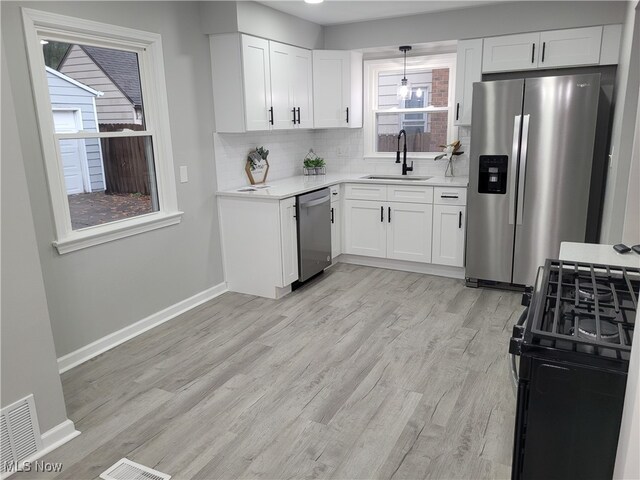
[434,187,467,205]
[330,184,341,201]
[345,183,387,201]
[387,185,433,204]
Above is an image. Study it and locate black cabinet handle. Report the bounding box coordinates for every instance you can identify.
[269,107,274,125]
[541,42,546,63]
[331,207,334,224]
[296,107,301,124]
[346,107,349,124]
[459,211,462,229]
[456,103,460,121]
[380,206,384,222]
[531,43,536,64]
[440,195,459,199]
[388,206,391,223]
[292,108,296,124]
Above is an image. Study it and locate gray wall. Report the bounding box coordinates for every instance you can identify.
[1,46,69,432]
[601,1,640,244]
[47,70,104,191]
[323,1,627,49]
[1,1,224,357]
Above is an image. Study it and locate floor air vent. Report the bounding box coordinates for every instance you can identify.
[0,395,42,476]
[100,459,171,480]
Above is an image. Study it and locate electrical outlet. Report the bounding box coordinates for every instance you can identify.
[336,146,346,157]
[179,166,189,183]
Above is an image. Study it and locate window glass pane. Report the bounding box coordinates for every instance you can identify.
[42,40,145,132]
[377,68,449,109]
[60,136,159,230]
[376,112,449,153]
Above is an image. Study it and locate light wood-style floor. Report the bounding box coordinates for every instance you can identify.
[26,264,524,480]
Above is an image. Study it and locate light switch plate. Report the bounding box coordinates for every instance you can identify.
[179,166,188,183]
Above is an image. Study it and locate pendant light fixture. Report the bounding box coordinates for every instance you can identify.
[397,45,412,100]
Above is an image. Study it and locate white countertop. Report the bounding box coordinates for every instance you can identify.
[559,242,640,268]
[217,173,469,200]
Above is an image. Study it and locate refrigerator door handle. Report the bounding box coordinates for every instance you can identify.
[516,115,531,225]
[509,115,522,225]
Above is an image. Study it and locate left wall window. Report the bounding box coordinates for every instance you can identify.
[22,9,181,253]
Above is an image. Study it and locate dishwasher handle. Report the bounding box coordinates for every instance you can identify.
[299,194,331,209]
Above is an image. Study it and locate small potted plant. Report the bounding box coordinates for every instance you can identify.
[313,157,326,175]
[303,157,315,175]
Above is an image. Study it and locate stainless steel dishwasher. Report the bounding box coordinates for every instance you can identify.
[296,188,332,282]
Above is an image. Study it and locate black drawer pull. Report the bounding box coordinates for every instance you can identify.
[456,103,460,120]
[541,42,546,63]
[531,43,536,63]
[331,207,334,224]
[441,195,459,199]
[388,206,391,223]
[346,107,349,124]
[296,107,301,124]
[269,107,274,125]
[292,108,296,124]
[459,211,462,229]
[380,206,384,222]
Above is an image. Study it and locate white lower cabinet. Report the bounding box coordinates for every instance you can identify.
[344,200,387,258]
[280,197,299,285]
[218,196,298,299]
[344,199,433,262]
[432,204,466,267]
[330,200,342,259]
[386,203,433,263]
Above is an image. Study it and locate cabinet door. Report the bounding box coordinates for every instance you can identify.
[344,200,386,258]
[331,201,342,259]
[280,197,299,285]
[241,35,272,131]
[454,39,483,126]
[482,32,540,73]
[386,203,433,263]
[290,46,314,129]
[313,50,349,128]
[432,205,465,267]
[269,42,295,130]
[538,26,602,68]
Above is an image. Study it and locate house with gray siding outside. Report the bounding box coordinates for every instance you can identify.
[46,66,105,194]
[58,45,143,125]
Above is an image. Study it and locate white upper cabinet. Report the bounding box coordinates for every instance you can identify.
[210,33,313,132]
[482,26,607,73]
[483,32,540,73]
[270,42,314,130]
[537,26,602,68]
[242,36,273,131]
[454,39,483,126]
[312,50,363,129]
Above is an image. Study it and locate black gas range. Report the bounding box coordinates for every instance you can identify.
[509,259,639,480]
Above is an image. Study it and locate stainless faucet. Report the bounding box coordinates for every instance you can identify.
[396,129,413,175]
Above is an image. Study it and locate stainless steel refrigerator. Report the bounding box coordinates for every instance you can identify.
[466,74,600,287]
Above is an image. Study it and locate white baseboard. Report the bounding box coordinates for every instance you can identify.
[1,420,80,479]
[338,254,466,279]
[57,282,228,373]
[40,419,80,453]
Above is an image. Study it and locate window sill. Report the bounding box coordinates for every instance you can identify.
[53,211,183,254]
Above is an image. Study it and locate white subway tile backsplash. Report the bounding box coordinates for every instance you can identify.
[213,126,470,191]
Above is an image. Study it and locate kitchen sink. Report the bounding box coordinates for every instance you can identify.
[362,175,432,181]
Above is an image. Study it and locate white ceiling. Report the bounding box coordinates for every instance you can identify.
[258,1,504,26]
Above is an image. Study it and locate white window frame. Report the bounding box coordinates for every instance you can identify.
[22,8,182,254]
[364,53,457,160]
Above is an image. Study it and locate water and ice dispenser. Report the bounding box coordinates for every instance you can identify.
[478,155,508,194]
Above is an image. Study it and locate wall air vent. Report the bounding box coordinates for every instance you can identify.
[0,394,42,478]
[100,459,171,480]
